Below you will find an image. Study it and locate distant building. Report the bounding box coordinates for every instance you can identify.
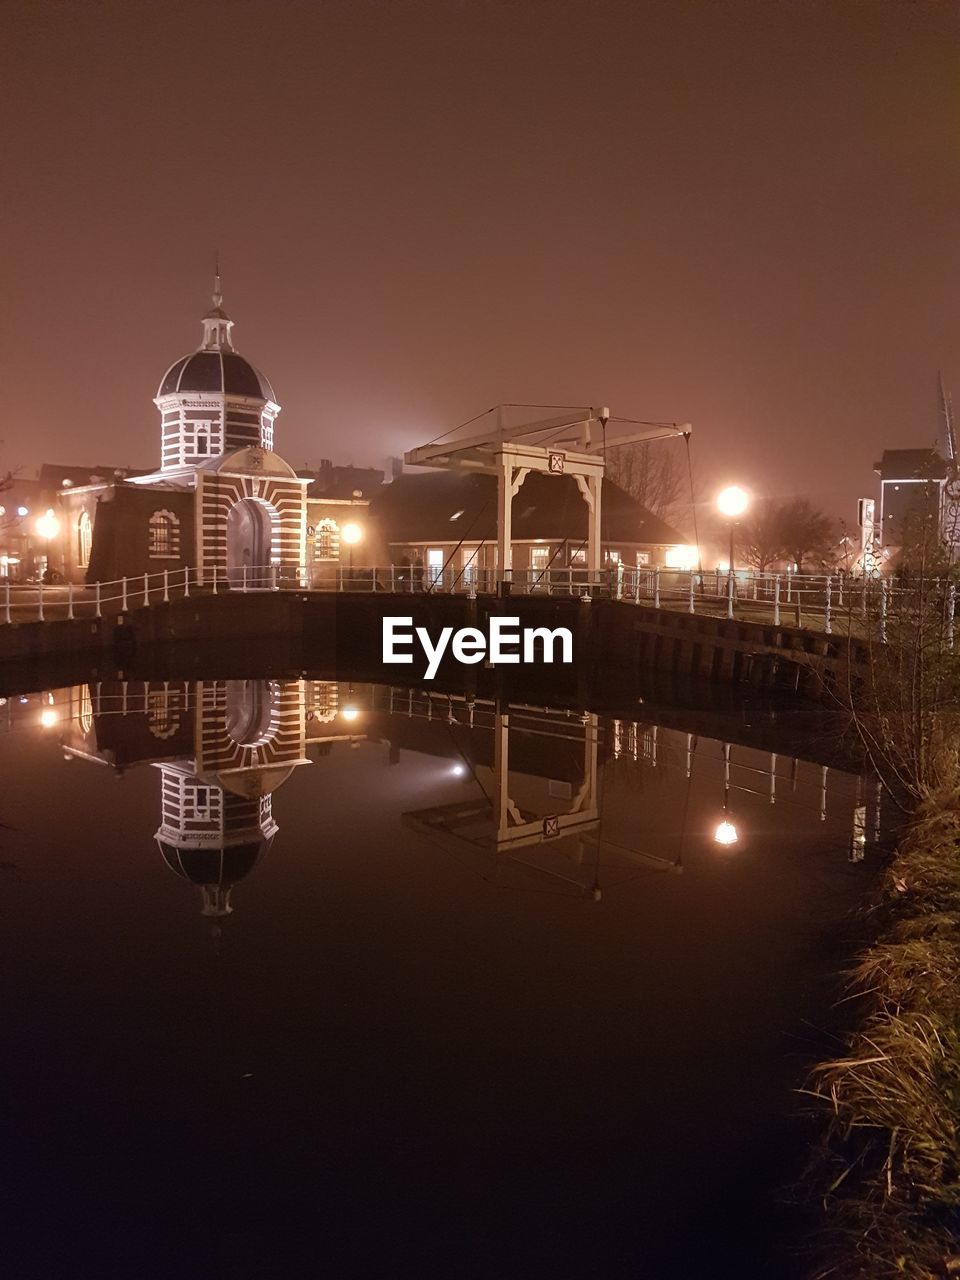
[367,469,692,582]
[873,448,956,555]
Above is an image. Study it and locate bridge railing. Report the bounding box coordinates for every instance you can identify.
[1,563,954,645]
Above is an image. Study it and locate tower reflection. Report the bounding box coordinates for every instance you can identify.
[60,679,310,917]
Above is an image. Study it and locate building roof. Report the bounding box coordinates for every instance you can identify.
[299,462,385,501]
[158,842,263,887]
[41,463,152,492]
[369,470,687,546]
[157,350,276,403]
[873,449,949,480]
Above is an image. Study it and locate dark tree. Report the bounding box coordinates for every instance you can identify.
[734,498,784,571]
[776,497,835,570]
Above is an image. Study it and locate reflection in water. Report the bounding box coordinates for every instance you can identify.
[19,677,887,922]
[1,676,893,1278]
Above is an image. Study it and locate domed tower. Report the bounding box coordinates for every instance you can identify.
[154,273,281,472]
[155,766,281,917]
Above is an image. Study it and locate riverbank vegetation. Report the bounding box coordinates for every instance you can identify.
[806,549,960,1277]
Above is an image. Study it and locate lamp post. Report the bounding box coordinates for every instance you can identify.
[713,741,740,848]
[340,521,363,587]
[716,485,750,576]
[35,508,62,581]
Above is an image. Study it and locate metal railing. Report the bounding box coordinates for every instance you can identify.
[1,563,954,645]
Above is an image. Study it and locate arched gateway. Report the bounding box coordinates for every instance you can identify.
[226,496,276,588]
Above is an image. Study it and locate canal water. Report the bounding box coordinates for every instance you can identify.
[0,678,879,1279]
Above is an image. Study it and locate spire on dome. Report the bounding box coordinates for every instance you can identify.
[212,251,223,309]
[200,253,235,352]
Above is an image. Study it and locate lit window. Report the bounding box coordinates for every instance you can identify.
[77,510,92,567]
[148,510,180,559]
[314,518,340,561]
[147,690,181,740]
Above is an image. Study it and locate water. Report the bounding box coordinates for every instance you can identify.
[0,678,879,1279]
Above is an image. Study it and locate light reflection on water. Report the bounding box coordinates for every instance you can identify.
[0,679,882,1278]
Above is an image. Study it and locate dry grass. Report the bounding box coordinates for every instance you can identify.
[802,805,960,1278]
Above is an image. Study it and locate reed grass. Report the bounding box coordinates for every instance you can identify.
[803,803,960,1278]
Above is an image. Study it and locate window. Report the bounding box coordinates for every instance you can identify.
[461,545,479,586]
[148,510,181,559]
[186,783,217,821]
[314,518,340,561]
[312,680,339,723]
[147,690,181,740]
[79,686,93,736]
[77,510,92,567]
[196,429,209,456]
[427,547,444,585]
[529,545,550,588]
[636,551,650,567]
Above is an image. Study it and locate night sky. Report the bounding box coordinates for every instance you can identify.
[3,0,958,518]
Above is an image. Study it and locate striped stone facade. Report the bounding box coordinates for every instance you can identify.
[195,450,308,586]
[157,393,278,471]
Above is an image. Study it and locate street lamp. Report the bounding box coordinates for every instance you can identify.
[713,817,739,846]
[713,740,740,847]
[35,509,60,540]
[716,485,750,575]
[340,521,363,584]
[35,508,62,582]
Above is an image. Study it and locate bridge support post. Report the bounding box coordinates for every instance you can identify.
[95,581,101,618]
[163,570,170,604]
[824,575,832,635]
[948,581,955,651]
[688,573,695,614]
[38,584,44,623]
[143,573,149,606]
[121,577,128,611]
[4,581,10,625]
[212,563,218,595]
[726,572,734,620]
[183,566,190,599]
[242,566,248,594]
[879,581,887,642]
[773,575,781,626]
[67,582,74,620]
[654,567,660,609]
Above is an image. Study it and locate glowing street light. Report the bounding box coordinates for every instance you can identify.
[340,704,360,723]
[713,818,739,847]
[716,486,750,576]
[340,521,363,584]
[35,509,61,540]
[40,708,58,729]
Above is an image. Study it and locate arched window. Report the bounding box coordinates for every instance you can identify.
[148,510,181,559]
[147,689,181,740]
[79,686,93,735]
[196,429,209,456]
[77,510,92,567]
[314,518,340,561]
